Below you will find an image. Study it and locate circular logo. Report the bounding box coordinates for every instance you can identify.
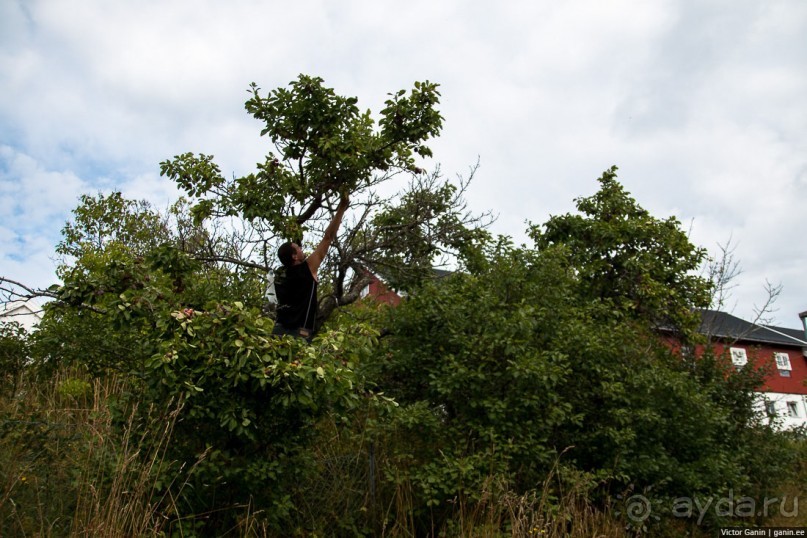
[625,494,652,523]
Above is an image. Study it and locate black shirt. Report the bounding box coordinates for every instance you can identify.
[274,262,318,332]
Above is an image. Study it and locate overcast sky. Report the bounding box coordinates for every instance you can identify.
[1,0,805,328]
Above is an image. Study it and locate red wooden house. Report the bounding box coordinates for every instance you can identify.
[698,309,807,429]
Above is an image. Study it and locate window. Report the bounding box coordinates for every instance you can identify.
[787,401,800,418]
[765,400,777,417]
[730,347,748,367]
[775,352,792,377]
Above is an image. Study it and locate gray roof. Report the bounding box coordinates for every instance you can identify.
[765,325,807,343]
[700,310,807,347]
[432,268,454,279]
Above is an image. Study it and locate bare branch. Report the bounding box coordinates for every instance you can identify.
[0,277,58,303]
[705,237,742,312]
[751,279,782,327]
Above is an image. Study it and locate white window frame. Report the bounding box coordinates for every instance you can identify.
[730,347,748,366]
[774,352,792,371]
[787,401,800,418]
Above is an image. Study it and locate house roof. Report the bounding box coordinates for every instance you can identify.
[0,299,44,332]
[368,267,455,289]
[765,325,807,343]
[699,309,807,347]
[0,300,37,317]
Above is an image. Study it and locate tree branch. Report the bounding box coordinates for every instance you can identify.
[0,277,59,302]
[193,256,270,272]
[295,192,324,225]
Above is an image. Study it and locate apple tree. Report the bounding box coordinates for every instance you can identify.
[160,74,490,325]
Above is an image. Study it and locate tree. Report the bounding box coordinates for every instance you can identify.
[0,70,493,530]
[366,173,788,531]
[704,237,783,333]
[56,192,171,266]
[530,166,711,338]
[21,192,266,376]
[17,191,388,533]
[160,74,490,325]
[370,242,788,532]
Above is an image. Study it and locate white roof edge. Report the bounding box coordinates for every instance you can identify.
[0,298,45,319]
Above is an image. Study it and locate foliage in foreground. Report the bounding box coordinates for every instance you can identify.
[2,360,806,537]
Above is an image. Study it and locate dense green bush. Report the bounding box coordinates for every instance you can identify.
[142,301,385,532]
[366,244,798,531]
[362,170,798,532]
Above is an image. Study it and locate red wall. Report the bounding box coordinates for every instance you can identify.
[727,343,807,394]
[702,341,807,395]
[663,337,807,394]
[366,277,402,307]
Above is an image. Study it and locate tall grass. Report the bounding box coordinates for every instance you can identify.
[374,464,631,538]
[287,417,635,538]
[0,368,189,537]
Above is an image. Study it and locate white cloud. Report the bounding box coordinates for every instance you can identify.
[0,145,90,289]
[0,146,87,223]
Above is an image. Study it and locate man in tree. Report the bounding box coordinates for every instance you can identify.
[272,192,349,340]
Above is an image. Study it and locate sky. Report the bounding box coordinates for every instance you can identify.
[1,0,805,328]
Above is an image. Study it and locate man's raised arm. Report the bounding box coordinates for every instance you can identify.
[306,192,349,278]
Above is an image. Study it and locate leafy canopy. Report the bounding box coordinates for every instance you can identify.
[160,75,443,239]
[531,166,711,336]
[159,75,488,323]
